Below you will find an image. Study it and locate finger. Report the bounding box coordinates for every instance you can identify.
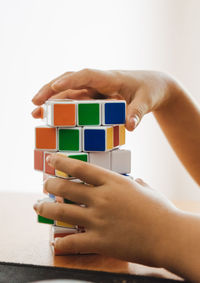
[44,177,94,205]
[34,201,89,226]
[53,232,96,255]
[49,89,89,100]
[46,153,111,186]
[31,106,44,119]
[32,71,74,105]
[51,69,121,96]
[125,88,149,131]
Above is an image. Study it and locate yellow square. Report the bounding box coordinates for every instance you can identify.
[55,221,76,229]
[106,127,113,150]
[119,125,125,145]
[55,170,68,178]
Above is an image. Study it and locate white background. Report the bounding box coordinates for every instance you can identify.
[0,0,199,200]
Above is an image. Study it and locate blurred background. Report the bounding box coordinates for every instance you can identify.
[0,0,199,200]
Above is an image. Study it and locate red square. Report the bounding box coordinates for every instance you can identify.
[113,126,119,147]
[34,150,44,171]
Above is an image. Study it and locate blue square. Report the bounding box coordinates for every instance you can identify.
[104,102,125,124]
[84,129,105,151]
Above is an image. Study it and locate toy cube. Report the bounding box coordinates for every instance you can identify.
[89,151,111,170]
[34,150,44,171]
[58,128,82,151]
[83,126,113,151]
[77,101,101,126]
[46,100,76,127]
[102,101,126,125]
[111,149,131,174]
[55,152,88,178]
[35,126,57,150]
[44,152,56,176]
[55,220,76,229]
[119,125,125,145]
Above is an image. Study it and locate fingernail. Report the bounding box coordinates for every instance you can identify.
[130,115,140,129]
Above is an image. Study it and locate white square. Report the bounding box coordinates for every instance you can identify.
[89,151,111,170]
[111,149,131,174]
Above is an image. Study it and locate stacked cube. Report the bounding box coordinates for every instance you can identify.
[34,99,132,239]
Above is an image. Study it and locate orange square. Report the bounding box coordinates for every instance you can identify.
[54,104,76,126]
[35,127,57,150]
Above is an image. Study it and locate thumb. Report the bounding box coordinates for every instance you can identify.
[53,233,95,255]
[126,90,148,131]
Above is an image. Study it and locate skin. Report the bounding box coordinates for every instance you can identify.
[32,69,200,281]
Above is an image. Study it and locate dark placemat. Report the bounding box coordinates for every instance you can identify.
[0,262,186,283]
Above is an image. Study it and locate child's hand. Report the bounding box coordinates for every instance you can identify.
[33,153,179,268]
[32,69,176,131]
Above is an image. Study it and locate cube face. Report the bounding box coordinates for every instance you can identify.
[54,103,76,126]
[78,103,100,125]
[89,152,111,170]
[119,125,125,145]
[103,101,126,125]
[111,149,131,174]
[38,215,54,225]
[34,150,44,171]
[44,152,55,175]
[84,128,106,151]
[59,128,81,151]
[35,127,57,150]
[113,126,119,147]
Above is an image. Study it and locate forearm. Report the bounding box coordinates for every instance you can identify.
[163,211,200,282]
[153,80,200,184]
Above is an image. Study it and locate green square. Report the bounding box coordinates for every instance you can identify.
[38,215,54,225]
[68,154,88,162]
[59,129,80,151]
[78,103,100,125]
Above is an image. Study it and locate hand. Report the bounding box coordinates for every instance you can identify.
[32,69,176,131]
[33,153,179,268]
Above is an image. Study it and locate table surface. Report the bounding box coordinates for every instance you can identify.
[1,193,200,281]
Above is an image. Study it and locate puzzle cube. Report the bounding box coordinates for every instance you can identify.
[77,101,101,126]
[55,152,88,178]
[89,151,111,170]
[53,226,77,238]
[102,101,126,125]
[83,126,113,151]
[111,149,131,174]
[46,100,76,127]
[35,126,57,150]
[58,127,82,151]
[34,150,44,171]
